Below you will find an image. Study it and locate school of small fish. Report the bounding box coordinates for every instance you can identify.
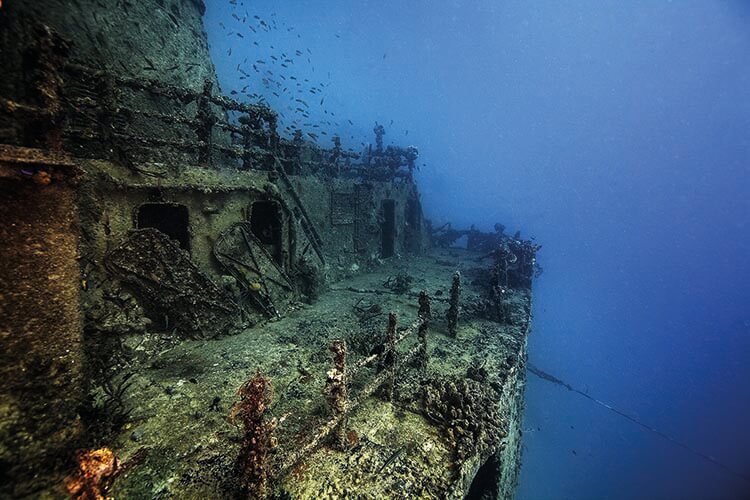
[217,1,412,149]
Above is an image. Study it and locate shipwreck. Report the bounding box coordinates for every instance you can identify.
[0,1,540,498]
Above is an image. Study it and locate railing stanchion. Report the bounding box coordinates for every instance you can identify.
[384,313,397,401]
[325,340,349,450]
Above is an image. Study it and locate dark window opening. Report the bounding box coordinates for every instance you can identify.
[250,200,283,265]
[466,454,501,499]
[381,199,396,258]
[136,203,190,251]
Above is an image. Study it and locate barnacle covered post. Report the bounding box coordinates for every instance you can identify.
[446,271,461,337]
[384,312,398,401]
[324,339,349,450]
[490,242,513,323]
[417,290,431,372]
[229,371,275,498]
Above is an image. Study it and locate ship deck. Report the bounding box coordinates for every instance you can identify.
[108,247,530,499]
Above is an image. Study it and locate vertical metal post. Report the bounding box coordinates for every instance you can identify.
[325,340,348,449]
[446,271,461,337]
[196,79,215,166]
[417,291,431,373]
[385,312,397,401]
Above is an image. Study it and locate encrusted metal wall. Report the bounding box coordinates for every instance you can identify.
[0,151,84,497]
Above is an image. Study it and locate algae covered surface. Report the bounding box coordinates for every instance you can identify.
[98,248,529,498]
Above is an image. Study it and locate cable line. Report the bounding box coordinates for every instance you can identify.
[528,363,750,484]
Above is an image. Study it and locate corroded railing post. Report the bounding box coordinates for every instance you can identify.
[196,79,215,166]
[324,340,348,450]
[417,291,431,373]
[446,271,461,337]
[229,371,275,498]
[384,312,397,401]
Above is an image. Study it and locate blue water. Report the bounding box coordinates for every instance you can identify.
[205,2,750,498]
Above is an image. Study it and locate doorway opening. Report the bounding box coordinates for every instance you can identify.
[405,197,421,230]
[136,203,190,251]
[250,200,283,265]
[404,197,421,252]
[381,199,396,258]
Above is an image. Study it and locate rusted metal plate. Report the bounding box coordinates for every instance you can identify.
[330,191,355,225]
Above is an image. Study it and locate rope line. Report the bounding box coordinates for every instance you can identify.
[527,363,750,484]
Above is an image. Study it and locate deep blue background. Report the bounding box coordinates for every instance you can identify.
[204,1,750,498]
